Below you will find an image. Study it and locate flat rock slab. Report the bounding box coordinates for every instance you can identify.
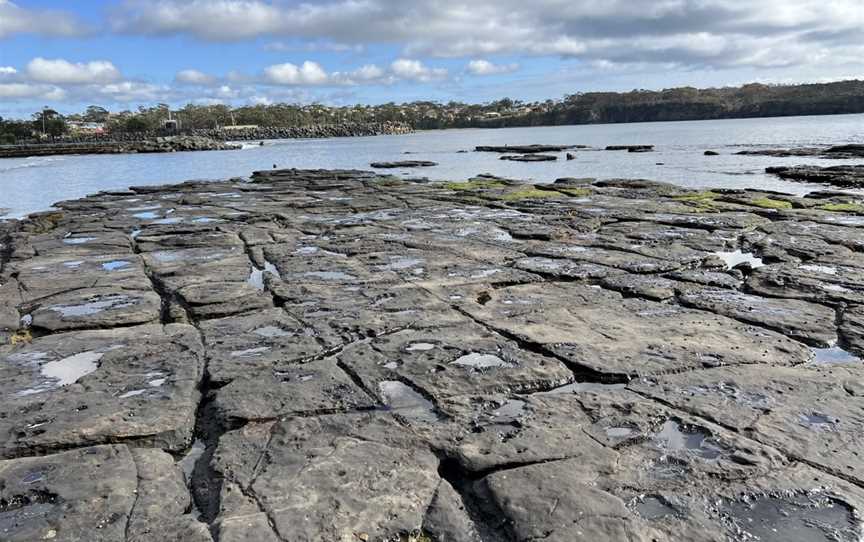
[213,413,440,541]
[370,160,438,168]
[460,282,812,376]
[0,444,210,542]
[0,324,203,458]
[678,286,838,347]
[631,363,864,485]
[29,287,162,332]
[5,167,864,538]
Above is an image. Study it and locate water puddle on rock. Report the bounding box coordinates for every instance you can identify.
[248,259,282,291]
[178,439,206,484]
[714,250,764,270]
[62,260,84,268]
[451,353,515,369]
[799,264,839,275]
[102,260,131,271]
[18,351,106,396]
[378,381,439,423]
[132,211,160,220]
[722,493,860,542]
[811,346,861,364]
[654,419,726,460]
[482,399,526,438]
[0,491,61,536]
[799,412,840,431]
[632,495,680,521]
[406,342,436,352]
[62,237,96,245]
[50,295,135,317]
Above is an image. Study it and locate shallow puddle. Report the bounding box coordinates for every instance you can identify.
[722,493,860,542]
[482,399,526,438]
[632,495,679,520]
[811,346,861,364]
[102,260,131,271]
[62,237,96,245]
[378,381,439,422]
[406,342,436,352]
[799,412,839,431]
[799,264,838,275]
[451,353,515,369]
[178,439,207,483]
[50,295,135,317]
[714,249,764,270]
[132,211,160,220]
[18,350,106,396]
[654,419,726,460]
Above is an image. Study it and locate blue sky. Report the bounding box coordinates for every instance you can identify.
[1,0,863,118]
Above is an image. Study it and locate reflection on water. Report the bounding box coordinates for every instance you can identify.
[2,114,864,218]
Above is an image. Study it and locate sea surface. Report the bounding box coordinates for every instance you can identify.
[2,113,864,219]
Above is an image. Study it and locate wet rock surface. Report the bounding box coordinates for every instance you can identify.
[1,167,864,540]
[767,165,864,188]
[370,160,438,169]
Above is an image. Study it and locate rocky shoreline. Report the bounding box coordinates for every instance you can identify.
[0,135,240,158]
[0,122,413,159]
[1,169,864,541]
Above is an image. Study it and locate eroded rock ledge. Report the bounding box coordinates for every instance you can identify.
[1,169,864,541]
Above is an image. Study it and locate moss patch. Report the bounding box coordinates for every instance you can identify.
[499,188,563,201]
[750,197,793,210]
[443,179,508,191]
[9,329,32,346]
[819,202,864,213]
[557,187,593,197]
[673,191,718,203]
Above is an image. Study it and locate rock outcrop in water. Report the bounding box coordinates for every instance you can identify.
[0,136,239,158]
[370,160,438,169]
[767,165,864,188]
[737,144,864,159]
[1,169,864,541]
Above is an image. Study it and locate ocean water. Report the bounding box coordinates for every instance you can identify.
[2,113,864,219]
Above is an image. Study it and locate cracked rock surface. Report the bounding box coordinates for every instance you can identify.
[1,168,864,541]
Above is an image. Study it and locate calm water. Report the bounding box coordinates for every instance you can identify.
[2,113,863,219]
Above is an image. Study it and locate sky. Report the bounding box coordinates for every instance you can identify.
[1,0,863,117]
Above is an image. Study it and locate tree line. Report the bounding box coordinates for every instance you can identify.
[2,80,863,143]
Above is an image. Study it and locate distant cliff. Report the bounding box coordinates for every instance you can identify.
[452,80,864,129]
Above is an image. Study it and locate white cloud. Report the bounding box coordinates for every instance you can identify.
[0,67,17,76]
[0,83,66,101]
[106,0,864,73]
[350,65,385,81]
[175,69,217,85]
[26,58,122,85]
[466,59,519,76]
[0,0,86,38]
[264,61,330,85]
[390,59,447,82]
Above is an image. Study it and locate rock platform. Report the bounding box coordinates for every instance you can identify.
[1,169,864,541]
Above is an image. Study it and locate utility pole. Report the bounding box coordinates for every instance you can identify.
[42,106,47,136]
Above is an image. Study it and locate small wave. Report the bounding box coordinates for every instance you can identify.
[0,156,66,172]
